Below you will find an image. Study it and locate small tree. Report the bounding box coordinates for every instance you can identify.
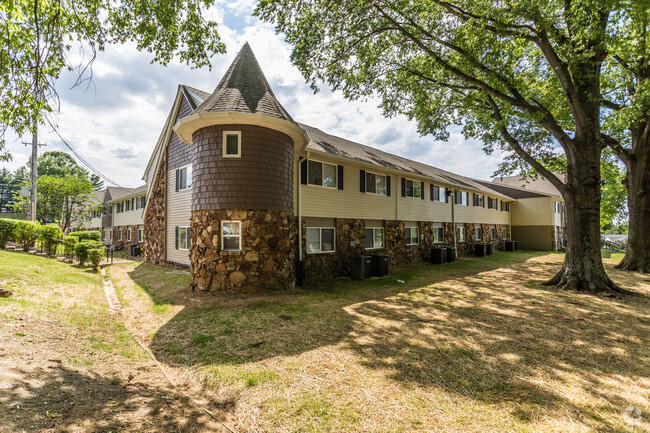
[62,235,79,261]
[0,218,17,248]
[70,231,101,242]
[38,225,63,257]
[88,248,104,271]
[14,221,40,251]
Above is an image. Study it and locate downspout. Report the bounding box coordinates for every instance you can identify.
[451,189,457,257]
[509,200,513,241]
[297,152,309,284]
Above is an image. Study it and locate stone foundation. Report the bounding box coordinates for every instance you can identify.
[190,209,296,293]
[112,225,141,250]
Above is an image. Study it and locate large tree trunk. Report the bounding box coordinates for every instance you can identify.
[616,131,650,273]
[544,140,628,294]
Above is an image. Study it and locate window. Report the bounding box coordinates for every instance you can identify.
[109,231,113,241]
[308,160,338,188]
[116,202,123,213]
[457,226,466,242]
[473,194,485,207]
[127,229,132,242]
[221,221,241,251]
[501,200,510,212]
[126,199,134,212]
[433,225,444,243]
[176,226,190,250]
[475,225,482,241]
[490,227,497,239]
[405,226,419,245]
[118,230,122,241]
[135,196,146,210]
[223,131,241,157]
[365,227,384,249]
[455,191,469,206]
[488,197,498,209]
[431,186,447,202]
[364,172,387,195]
[109,205,113,215]
[176,165,192,191]
[306,227,335,253]
[102,230,106,241]
[402,179,423,198]
[138,228,143,243]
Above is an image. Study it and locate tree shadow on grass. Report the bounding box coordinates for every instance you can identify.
[128,251,650,431]
[0,365,220,433]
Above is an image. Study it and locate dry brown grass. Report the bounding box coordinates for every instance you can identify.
[108,251,650,432]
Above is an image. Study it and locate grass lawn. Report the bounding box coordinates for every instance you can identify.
[107,251,650,433]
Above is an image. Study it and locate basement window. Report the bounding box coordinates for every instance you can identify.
[221,221,241,251]
[223,131,241,157]
[433,224,444,243]
[475,225,482,241]
[127,229,132,242]
[138,228,143,243]
[306,227,335,253]
[365,227,384,249]
[457,226,466,242]
[176,226,189,250]
[490,227,497,240]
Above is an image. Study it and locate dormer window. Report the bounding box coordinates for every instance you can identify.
[223,131,241,158]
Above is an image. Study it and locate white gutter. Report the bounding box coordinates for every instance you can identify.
[297,152,310,264]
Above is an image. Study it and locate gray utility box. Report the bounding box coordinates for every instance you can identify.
[371,254,390,277]
[430,247,447,265]
[446,247,457,263]
[486,243,493,255]
[350,255,373,280]
[505,241,519,251]
[475,243,488,257]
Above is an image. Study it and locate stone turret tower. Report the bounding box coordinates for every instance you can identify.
[174,43,308,292]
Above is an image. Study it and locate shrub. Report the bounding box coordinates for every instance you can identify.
[14,221,41,251]
[88,248,104,271]
[75,240,104,265]
[63,235,80,260]
[38,225,63,256]
[70,231,101,242]
[0,219,17,248]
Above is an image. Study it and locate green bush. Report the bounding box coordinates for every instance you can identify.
[69,231,101,242]
[38,225,63,256]
[63,235,80,260]
[88,248,104,271]
[14,221,41,251]
[74,240,104,265]
[0,219,17,248]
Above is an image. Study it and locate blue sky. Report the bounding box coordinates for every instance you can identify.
[1,4,508,187]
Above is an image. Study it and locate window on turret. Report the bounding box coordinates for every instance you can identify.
[223,131,241,158]
[221,221,241,251]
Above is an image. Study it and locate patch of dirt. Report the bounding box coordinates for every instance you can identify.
[0,306,234,432]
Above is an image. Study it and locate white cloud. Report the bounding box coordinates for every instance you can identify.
[1,9,505,187]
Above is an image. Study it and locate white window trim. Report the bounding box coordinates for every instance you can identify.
[490,227,497,240]
[177,164,192,191]
[223,131,242,158]
[221,221,242,252]
[306,227,336,254]
[405,226,419,245]
[475,225,483,241]
[433,224,444,243]
[403,178,423,199]
[365,227,384,250]
[138,228,143,243]
[117,230,122,241]
[457,226,466,242]
[178,226,190,251]
[127,229,132,242]
[307,159,338,189]
[364,172,388,196]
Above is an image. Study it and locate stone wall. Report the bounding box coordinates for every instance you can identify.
[112,225,141,251]
[143,153,166,265]
[190,209,296,293]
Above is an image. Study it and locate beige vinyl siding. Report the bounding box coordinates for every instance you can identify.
[512,197,555,226]
[113,206,145,227]
[89,216,102,229]
[166,169,191,265]
[297,156,510,225]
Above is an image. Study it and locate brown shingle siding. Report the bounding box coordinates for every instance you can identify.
[191,124,294,213]
[168,97,193,171]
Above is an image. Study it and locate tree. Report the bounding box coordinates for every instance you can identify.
[257,0,635,293]
[0,168,12,211]
[89,174,104,191]
[0,0,226,161]
[35,151,88,179]
[600,2,650,273]
[599,150,627,233]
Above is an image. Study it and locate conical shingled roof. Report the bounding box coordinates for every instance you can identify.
[192,42,295,122]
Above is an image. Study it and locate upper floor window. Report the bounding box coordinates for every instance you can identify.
[116,202,124,213]
[363,171,388,195]
[223,131,241,158]
[306,227,335,253]
[405,226,419,245]
[431,185,447,202]
[500,200,510,212]
[221,221,241,251]
[365,227,384,249]
[433,224,444,243]
[308,160,338,188]
[454,191,469,206]
[126,198,134,212]
[487,197,498,209]
[402,178,423,199]
[176,165,192,191]
[473,194,485,207]
[135,196,146,210]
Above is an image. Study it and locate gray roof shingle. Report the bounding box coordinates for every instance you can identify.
[192,43,295,122]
